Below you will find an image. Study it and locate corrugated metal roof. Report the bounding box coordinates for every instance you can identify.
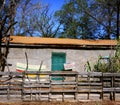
[9,36,117,46]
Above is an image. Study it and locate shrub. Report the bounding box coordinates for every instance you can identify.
[93,40,120,73]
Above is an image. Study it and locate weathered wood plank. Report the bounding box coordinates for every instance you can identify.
[0,91,8,94]
[51,82,77,85]
[23,90,50,94]
[23,85,50,88]
[103,88,115,92]
[0,71,120,101]
[51,90,76,93]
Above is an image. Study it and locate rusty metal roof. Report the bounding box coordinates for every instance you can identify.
[9,36,117,46]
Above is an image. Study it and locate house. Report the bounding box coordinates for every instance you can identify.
[4,36,117,72]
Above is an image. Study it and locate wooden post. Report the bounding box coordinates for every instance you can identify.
[21,71,25,100]
[87,72,90,100]
[113,75,115,101]
[100,72,103,100]
[7,81,10,100]
[75,73,78,100]
[35,72,38,100]
[38,72,40,101]
[48,73,51,102]
[110,76,113,100]
[62,74,64,102]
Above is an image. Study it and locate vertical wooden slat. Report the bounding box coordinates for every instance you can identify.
[48,74,51,102]
[62,74,64,101]
[21,71,25,100]
[7,81,10,100]
[35,73,38,100]
[0,71,120,101]
[101,72,103,100]
[87,72,90,99]
[75,73,78,100]
[39,73,41,101]
[110,76,113,100]
[113,75,115,101]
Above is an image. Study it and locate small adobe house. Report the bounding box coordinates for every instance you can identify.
[5,36,117,72]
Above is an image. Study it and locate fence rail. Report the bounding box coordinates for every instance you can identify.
[0,71,120,101]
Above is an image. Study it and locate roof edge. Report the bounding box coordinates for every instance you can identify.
[2,36,118,48]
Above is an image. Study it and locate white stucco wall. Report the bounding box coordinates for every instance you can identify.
[6,48,115,72]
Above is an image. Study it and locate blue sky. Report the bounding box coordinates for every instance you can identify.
[15,0,65,35]
[34,0,65,13]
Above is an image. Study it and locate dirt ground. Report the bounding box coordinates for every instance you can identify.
[0,100,120,105]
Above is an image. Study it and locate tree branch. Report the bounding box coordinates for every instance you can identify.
[0,0,6,12]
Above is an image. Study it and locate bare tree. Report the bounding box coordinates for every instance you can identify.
[15,0,41,36]
[0,0,20,72]
[15,1,61,37]
[33,6,61,37]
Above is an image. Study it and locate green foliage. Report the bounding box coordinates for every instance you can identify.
[54,0,96,39]
[85,61,92,72]
[55,0,119,39]
[93,56,120,73]
[93,41,120,73]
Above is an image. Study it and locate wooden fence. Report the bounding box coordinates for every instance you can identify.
[0,71,120,101]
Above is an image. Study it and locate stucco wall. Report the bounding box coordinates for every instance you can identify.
[6,48,115,72]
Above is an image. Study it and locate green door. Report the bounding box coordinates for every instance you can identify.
[52,52,66,80]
